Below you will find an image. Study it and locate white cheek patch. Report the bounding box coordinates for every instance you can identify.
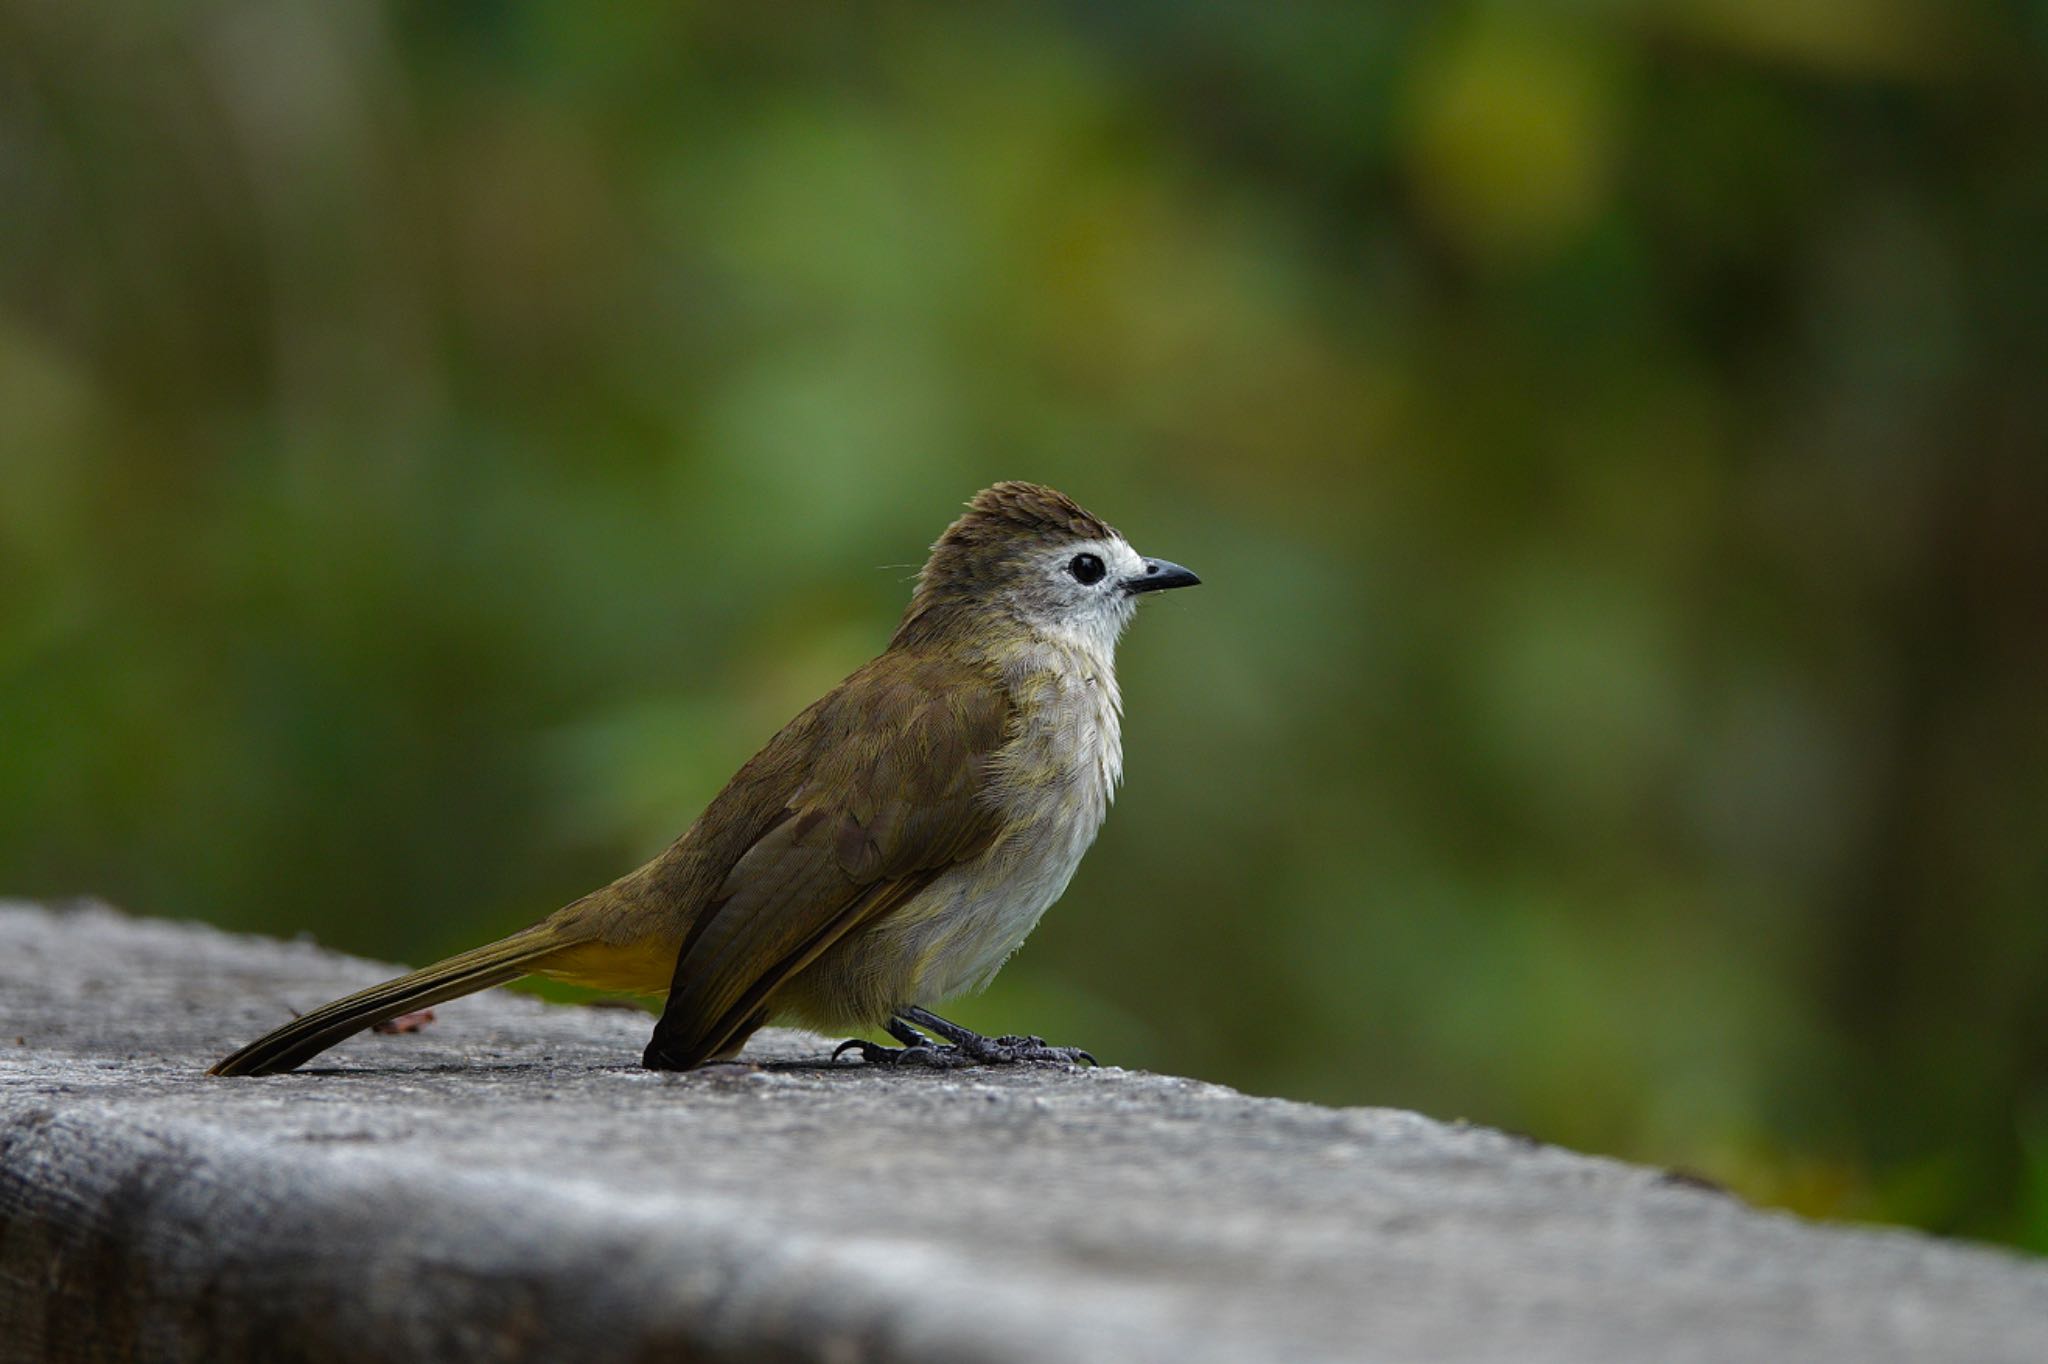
[1104,540,1147,582]
[1034,538,1142,659]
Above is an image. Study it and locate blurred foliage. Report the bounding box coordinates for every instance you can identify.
[4,1,2047,1248]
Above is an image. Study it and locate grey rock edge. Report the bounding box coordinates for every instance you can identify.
[2,902,2045,1364]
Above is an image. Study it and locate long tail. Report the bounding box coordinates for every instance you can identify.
[209,923,581,1076]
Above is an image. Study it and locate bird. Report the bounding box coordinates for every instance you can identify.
[209,481,1201,1076]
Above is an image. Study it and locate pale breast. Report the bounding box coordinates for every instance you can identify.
[878,644,1121,1007]
[771,642,1123,1028]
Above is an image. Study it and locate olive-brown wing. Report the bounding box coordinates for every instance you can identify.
[644,656,1013,1068]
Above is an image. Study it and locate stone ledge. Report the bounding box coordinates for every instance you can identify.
[2,901,2044,1363]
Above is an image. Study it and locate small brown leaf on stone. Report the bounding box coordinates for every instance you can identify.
[372,1008,436,1035]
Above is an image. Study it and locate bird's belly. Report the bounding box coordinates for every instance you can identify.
[777,780,1112,1028]
[906,811,1101,1002]
[776,662,1122,1030]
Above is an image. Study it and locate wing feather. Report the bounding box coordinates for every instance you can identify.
[643,653,1013,1067]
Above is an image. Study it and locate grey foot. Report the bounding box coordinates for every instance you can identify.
[831,1006,1097,1069]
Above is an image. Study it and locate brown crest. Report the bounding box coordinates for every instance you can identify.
[893,483,1122,636]
[938,482,1119,556]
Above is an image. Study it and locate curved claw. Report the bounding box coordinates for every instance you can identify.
[836,1010,1101,1070]
[832,1037,896,1065]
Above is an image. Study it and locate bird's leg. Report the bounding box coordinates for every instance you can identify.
[903,1005,1098,1065]
[887,1016,938,1048]
[832,1005,1096,1068]
[901,1005,1099,1066]
[831,1015,960,1068]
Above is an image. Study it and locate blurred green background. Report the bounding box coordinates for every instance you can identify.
[5,2,2046,1248]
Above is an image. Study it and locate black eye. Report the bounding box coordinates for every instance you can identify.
[1068,552,1106,585]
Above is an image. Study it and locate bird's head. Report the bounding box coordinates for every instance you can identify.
[894,482,1200,657]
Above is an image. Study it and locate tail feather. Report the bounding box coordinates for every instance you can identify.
[209,925,574,1076]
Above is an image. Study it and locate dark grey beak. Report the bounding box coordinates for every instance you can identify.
[1124,557,1202,595]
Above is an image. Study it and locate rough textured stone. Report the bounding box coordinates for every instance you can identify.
[2,901,2045,1363]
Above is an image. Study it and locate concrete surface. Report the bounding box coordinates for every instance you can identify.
[3,901,2045,1363]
